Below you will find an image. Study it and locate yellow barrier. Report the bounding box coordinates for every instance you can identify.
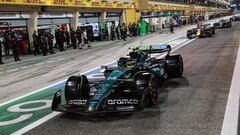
[126,9,140,25]
[0,0,134,9]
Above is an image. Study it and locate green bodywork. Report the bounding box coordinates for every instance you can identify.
[87,45,168,111]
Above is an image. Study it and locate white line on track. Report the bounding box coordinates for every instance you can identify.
[34,63,44,66]
[221,44,240,135]
[11,112,61,135]
[6,69,20,73]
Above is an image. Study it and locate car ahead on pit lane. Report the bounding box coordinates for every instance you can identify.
[233,15,240,21]
[52,44,184,116]
[187,23,215,39]
[213,19,232,29]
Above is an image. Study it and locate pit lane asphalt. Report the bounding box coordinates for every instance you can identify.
[24,22,240,135]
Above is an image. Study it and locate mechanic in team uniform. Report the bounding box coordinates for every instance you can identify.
[40,32,48,56]
[11,32,21,62]
[116,24,121,40]
[170,20,174,33]
[110,24,116,41]
[83,29,91,48]
[56,30,65,51]
[70,28,77,49]
[65,30,70,48]
[32,30,41,55]
[121,23,127,41]
[3,31,10,57]
[76,28,82,49]
[0,36,4,64]
[47,32,55,54]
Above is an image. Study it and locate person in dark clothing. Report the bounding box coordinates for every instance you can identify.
[101,29,106,40]
[87,27,93,42]
[133,23,138,37]
[110,24,116,41]
[58,30,65,51]
[54,29,59,49]
[128,23,132,37]
[47,32,55,54]
[3,32,10,57]
[40,32,48,56]
[65,30,70,47]
[116,25,121,40]
[170,20,174,33]
[105,28,109,40]
[0,38,4,64]
[76,28,82,48]
[32,30,41,55]
[70,28,77,49]
[11,32,21,62]
[120,23,127,41]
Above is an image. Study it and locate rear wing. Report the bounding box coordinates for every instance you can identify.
[130,44,172,54]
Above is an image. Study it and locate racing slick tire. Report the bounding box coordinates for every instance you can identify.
[212,28,215,35]
[134,73,159,110]
[166,55,184,78]
[209,32,213,37]
[208,30,213,37]
[65,75,90,102]
[187,32,192,39]
[139,88,150,110]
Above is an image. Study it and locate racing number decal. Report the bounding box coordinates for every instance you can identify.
[0,100,52,126]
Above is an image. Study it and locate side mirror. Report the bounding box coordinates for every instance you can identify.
[101,66,107,70]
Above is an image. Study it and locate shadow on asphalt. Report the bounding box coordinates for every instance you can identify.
[166,77,190,89]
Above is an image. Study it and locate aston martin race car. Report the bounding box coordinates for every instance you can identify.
[52,44,183,116]
[233,16,240,21]
[213,19,232,28]
[187,23,215,39]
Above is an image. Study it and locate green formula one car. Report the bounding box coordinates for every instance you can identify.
[52,44,184,116]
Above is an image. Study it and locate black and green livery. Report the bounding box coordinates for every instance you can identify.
[52,44,184,116]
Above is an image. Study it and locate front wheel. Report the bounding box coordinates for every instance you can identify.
[64,75,90,102]
[138,88,150,111]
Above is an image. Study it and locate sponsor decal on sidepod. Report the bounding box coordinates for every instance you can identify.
[107,99,139,105]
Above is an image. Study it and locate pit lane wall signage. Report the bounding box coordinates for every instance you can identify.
[0,0,134,9]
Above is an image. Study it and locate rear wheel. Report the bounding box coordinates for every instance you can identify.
[166,55,184,78]
[65,75,90,102]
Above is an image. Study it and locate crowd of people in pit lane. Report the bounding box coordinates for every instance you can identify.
[0,22,151,65]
